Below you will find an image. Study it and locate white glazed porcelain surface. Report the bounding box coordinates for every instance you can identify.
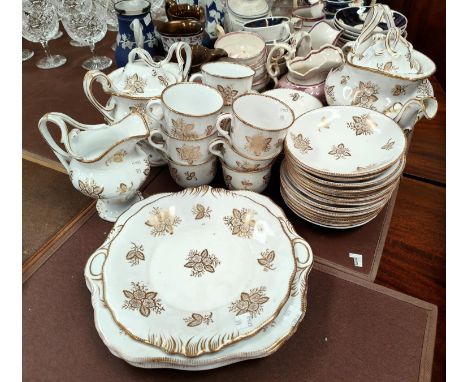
[167,156,218,188]
[215,32,266,62]
[38,112,150,222]
[85,187,313,369]
[292,4,324,30]
[216,93,294,158]
[285,106,406,177]
[262,89,322,118]
[146,82,224,139]
[148,128,216,165]
[221,161,272,193]
[100,188,296,357]
[209,137,275,170]
[189,62,255,106]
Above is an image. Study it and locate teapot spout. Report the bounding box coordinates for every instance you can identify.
[392,97,438,134]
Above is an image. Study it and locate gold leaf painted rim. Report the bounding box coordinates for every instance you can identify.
[100,188,299,357]
[200,61,255,80]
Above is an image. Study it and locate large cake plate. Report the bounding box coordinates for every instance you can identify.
[85,187,312,366]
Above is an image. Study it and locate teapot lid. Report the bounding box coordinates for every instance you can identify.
[108,48,178,99]
[228,0,269,18]
[347,4,435,79]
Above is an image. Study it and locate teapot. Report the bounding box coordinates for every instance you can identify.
[267,43,344,103]
[83,44,191,166]
[38,111,150,222]
[324,4,437,133]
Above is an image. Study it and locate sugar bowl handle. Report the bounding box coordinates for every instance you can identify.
[83,70,116,122]
[215,113,233,145]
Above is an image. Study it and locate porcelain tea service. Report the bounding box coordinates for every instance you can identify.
[84,45,191,166]
[243,16,296,43]
[209,136,275,171]
[216,93,294,158]
[292,4,325,31]
[166,154,218,188]
[38,111,150,222]
[148,128,218,165]
[146,82,224,139]
[325,4,438,133]
[189,62,255,106]
[222,160,273,193]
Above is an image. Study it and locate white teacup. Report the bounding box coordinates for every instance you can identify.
[221,160,273,193]
[167,155,217,188]
[209,137,275,171]
[189,62,255,106]
[216,93,294,158]
[146,82,223,140]
[147,128,217,165]
[243,16,294,43]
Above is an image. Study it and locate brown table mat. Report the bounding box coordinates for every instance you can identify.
[22,159,91,262]
[144,164,397,281]
[22,32,116,165]
[23,208,436,382]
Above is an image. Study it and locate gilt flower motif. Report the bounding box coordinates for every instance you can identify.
[229,286,269,318]
[290,133,312,154]
[328,143,351,160]
[124,74,147,94]
[217,85,238,106]
[184,312,213,327]
[126,243,145,266]
[184,249,220,277]
[78,179,104,199]
[170,118,197,139]
[245,134,272,157]
[122,282,164,317]
[224,208,256,238]
[347,114,377,136]
[351,81,379,109]
[176,145,201,165]
[145,207,182,236]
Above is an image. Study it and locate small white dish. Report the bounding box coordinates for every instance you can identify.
[263,88,322,119]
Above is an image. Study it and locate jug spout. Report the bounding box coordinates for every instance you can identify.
[391,97,438,134]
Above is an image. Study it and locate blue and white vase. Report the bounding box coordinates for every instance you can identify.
[114,0,158,67]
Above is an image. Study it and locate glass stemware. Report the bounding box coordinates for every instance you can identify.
[62,1,112,70]
[22,48,34,61]
[53,0,92,46]
[22,1,67,69]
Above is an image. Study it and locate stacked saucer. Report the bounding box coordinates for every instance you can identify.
[333,6,408,47]
[215,31,270,91]
[281,106,406,229]
[85,186,313,369]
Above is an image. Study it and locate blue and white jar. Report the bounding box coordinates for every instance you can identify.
[115,0,158,67]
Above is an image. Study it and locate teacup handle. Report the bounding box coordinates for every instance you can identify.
[147,130,169,156]
[208,137,226,159]
[145,99,164,122]
[189,72,203,83]
[215,113,233,145]
[38,112,85,173]
[83,70,115,122]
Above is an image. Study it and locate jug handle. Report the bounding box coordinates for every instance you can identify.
[38,112,84,173]
[83,71,115,122]
[130,19,145,49]
[294,31,312,57]
[175,42,192,82]
[266,43,294,86]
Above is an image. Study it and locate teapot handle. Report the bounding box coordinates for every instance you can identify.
[37,112,86,173]
[83,70,116,122]
[266,43,294,86]
[393,97,438,134]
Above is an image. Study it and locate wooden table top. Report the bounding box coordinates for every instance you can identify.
[22,34,446,381]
